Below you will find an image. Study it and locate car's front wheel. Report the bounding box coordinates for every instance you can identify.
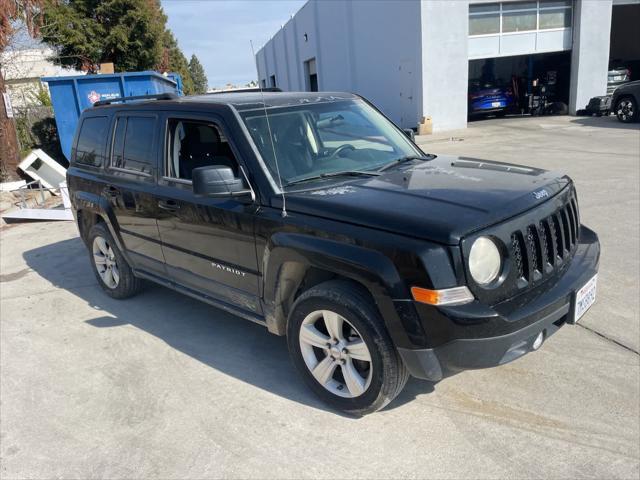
[287,280,409,415]
[615,96,638,123]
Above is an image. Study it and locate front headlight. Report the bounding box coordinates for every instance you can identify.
[469,236,501,286]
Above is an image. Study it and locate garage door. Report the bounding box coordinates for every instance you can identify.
[469,1,573,60]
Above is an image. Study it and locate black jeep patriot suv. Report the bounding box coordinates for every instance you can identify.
[67,91,600,414]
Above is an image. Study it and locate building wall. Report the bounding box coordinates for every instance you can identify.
[258,0,617,131]
[421,0,470,131]
[569,0,613,114]
[0,46,84,108]
[256,0,423,128]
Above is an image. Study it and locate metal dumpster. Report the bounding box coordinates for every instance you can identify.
[42,71,181,161]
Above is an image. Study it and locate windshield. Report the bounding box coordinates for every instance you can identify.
[240,99,422,189]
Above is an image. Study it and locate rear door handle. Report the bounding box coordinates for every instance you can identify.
[158,199,180,211]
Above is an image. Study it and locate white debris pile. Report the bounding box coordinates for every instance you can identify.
[0,150,73,223]
[18,149,67,190]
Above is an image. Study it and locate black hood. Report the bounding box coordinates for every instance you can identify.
[280,156,571,245]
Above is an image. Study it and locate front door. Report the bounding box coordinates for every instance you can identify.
[155,115,261,316]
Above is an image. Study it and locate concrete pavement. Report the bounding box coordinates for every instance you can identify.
[1,114,638,479]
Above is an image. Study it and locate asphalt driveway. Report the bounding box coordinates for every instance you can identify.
[1,114,638,479]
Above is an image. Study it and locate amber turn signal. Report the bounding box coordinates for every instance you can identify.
[410,286,474,306]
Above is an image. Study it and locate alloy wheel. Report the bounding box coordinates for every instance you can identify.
[298,309,373,398]
[617,99,635,122]
[92,236,120,289]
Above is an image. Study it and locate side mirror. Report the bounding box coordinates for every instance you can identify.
[192,165,250,197]
[403,128,415,141]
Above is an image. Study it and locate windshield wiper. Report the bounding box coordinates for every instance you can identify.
[285,170,380,187]
[377,154,435,172]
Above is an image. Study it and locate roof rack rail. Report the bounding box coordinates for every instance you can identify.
[93,92,179,107]
[206,87,282,95]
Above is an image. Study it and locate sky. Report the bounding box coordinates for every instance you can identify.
[162,0,306,89]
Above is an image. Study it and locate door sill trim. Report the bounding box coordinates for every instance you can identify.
[133,269,268,328]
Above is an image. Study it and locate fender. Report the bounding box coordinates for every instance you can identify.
[261,232,427,349]
[73,190,133,266]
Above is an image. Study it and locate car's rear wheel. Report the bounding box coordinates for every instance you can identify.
[88,223,142,299]
[615,96,638,123]
[287,280,409,415]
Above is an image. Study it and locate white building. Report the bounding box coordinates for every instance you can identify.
[1,46,84,108]
[256,0,640,131]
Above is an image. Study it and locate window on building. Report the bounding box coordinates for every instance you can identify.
[305,58,318,92]
[261,79,267,89]
[166,119,238,180]
[539,0,572,29]
[111,116,156,174]
[74,116,109,167]
[502,2,537,33]
[270,75,277,88]
[469,1,573,37]
[469,3,500,35]
[539,0,572,7]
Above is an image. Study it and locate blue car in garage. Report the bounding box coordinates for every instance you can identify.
[468,82,515,118]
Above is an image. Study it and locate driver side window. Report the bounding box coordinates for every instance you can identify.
[166,119,238,181]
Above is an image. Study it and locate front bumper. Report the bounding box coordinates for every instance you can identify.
[398,225,600,381]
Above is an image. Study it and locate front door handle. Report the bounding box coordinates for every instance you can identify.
[158,199,180,212]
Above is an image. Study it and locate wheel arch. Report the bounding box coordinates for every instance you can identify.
[261,233,422,349]
[73,191,128,261]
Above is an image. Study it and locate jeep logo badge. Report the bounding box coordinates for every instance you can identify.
[533,189,549,200]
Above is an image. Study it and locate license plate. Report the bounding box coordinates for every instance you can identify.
[573,274,597,323]
[491,102,501,107]
[612,75,623,81]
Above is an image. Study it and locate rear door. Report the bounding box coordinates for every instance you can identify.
[105,112,166,276]
[155,113,262,316]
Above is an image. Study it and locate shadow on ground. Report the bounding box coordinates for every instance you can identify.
[569,115,640,130]
[467,112,640,131]
[23,236,435,416]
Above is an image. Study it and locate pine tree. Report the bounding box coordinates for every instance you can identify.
[158,29,194,95]
[41,0,166,73]
[40,0,196,94]
[188,55,208,94]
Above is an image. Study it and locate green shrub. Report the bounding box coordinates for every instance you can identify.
[13,109,66,166]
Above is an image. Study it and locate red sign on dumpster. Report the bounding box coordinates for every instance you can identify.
[88,91,100,103]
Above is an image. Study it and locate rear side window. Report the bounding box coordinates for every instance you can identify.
[111,116,156,174]
[75,116,109,167]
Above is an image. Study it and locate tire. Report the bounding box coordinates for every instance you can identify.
[551,102,568,115]
[87,223,142,299]
[287,280,409,415]
[615,96,638,123]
